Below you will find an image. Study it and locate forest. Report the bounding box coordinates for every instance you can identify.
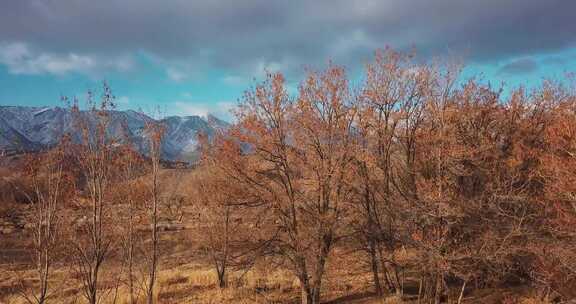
[1,49,576,304]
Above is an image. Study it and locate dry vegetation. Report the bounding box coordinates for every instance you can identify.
[1,49,576,304]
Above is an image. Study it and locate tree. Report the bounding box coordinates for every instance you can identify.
[114,144,147,304]
[521,83,576,300]
[207,66,357,304]
[68,84,119,304]
[17,142,73,304]
[143,121,164,304]
[191,162,252,288]
[349,49,428,297]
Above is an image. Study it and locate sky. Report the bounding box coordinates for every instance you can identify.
[0,0,575,120]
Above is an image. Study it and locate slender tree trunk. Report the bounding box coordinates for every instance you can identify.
[377,246,394,292]
[299,280,322,304]
[219,206,230,289]
[400,268,405,297]
[457,280,467,304]
[296,252,325,304]
[380,253,401,295]
[86,192,103,304]
[300,233,331,304]
[128,205,135,304]
[32,242,49,304]
[369,239,383,296]
[311,274,323,304]
[417,276,423,304]
[146,169,158,304]
[312,286,321,304]
[217,266,227,288]
[146,124,162,304]
[393,266,402,296]
[300,283,313,304]
[434,272,443,304]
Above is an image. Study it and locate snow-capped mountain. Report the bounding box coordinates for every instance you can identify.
[0,106,229,162]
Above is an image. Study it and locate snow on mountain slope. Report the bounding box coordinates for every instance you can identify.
[0,106,228,161]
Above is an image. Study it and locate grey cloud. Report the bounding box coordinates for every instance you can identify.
[1,0,575,78]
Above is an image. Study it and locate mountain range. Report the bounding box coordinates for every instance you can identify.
[0,106,229,162]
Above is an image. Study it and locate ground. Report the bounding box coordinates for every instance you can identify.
[0,168,545,304]
[0,226,542,304]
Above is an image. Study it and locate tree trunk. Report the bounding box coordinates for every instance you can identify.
[312,286,321,304]
[299,231,331,304]
[434,272,443,304]
[380,256,401,295]
[128,206,135,304]
[296,256,313,304]
[382,267,394,291]
[146,206,158,304]
[298,254,326,304]
[394,266,403,297]
[217,266,227,288]
[417,276,423,304]
[457,280,467,304]
[146,127,161,304]
[300,283,321,304]
[301,283,313,304]
[369,240,383,296]
[377,246,394,292]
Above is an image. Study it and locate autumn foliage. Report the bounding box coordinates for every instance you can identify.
[198,50,576,303]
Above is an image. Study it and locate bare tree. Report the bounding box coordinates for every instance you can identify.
[16,143,72,304]
[144,121,164,304]
[349,49,427,297]
[114,144,147,304]
[192,165,235,288]
[208,66,357,304]
[69,84,118,304]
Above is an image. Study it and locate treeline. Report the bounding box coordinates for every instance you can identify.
[8,49,576,304]
[195,50,576,304]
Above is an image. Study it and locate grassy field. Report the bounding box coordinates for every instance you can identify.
[0,167,553,304]
[0,227,548,304]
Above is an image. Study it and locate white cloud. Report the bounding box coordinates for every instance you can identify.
[0,42,134,76]
[172,100,235,121]
[166,67,187,82]
[173,101,210,117]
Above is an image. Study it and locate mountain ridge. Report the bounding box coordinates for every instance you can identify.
[0,105,229,162]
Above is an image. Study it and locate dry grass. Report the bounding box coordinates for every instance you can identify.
[0,236,550,304]
[0,169,553,304]
[150,262,299,304]
[0,260,301,303]
[512,294,555,304]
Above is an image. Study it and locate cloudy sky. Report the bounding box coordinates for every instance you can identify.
[1,0,575,119]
